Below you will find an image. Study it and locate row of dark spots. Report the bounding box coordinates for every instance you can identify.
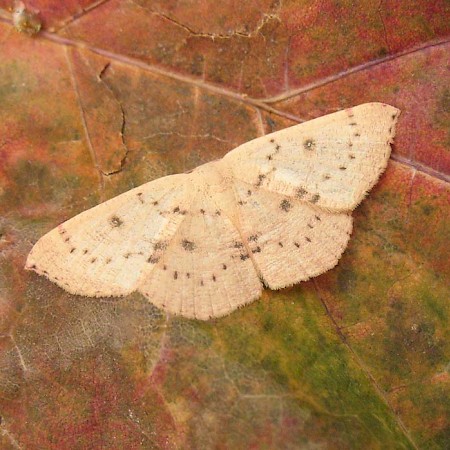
[295,187,320,204]
[173,206,187,215]
[294,237,312,247]
[171,271,219,284]
[267,138,281,161]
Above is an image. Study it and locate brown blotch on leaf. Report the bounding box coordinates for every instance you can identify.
[110,215,123,227]
[303,139,316,151]
[280,199,292,212]
[181,239,196,251]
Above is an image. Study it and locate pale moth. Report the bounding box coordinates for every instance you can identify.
[26,103,400,320]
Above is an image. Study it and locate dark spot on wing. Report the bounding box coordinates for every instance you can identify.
[323,174,331,180]
[294,242,300,248]
[339,166,347,170]
[174,271,178,280]
[173,206,180,213]
[70,247,76,253]
[315,215,321,221]
[181,239,196,251]
[90,257,96,263]
[124,253,131,259]
[222,264,227,270]
[310,194,320,204]
[349,122,357,126]
[247,190,252,196]
[215,210,221,216]
[296,187,308,199]
[354,132,360,137]
[110,215,123,227]
[270,138,275,143]
[200,208,206,214]
[280,199,292,212]
[278,242,283,247]
[186,273,190,278]
[267,154,273,161]
[212,275,216,282]
[256,174,266,187]
[200,280,204,286]
[163,265,167,270]
[137,192,144,203]
[305,237,311,242]
[349,154,355,159]
[147,255,160,264]
[233,241,244,249]
[240,254,249,261]
[106,257,112,264]
[83,249,88,255]
[252,246,261,253]
[308,223,313,228]
[238,200,245,206]
[154,241,168,250]
[303,139,316,151]
[248,234,258,242]
[153,200,159,206]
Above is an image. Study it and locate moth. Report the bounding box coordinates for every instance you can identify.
[26,103,400,320]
